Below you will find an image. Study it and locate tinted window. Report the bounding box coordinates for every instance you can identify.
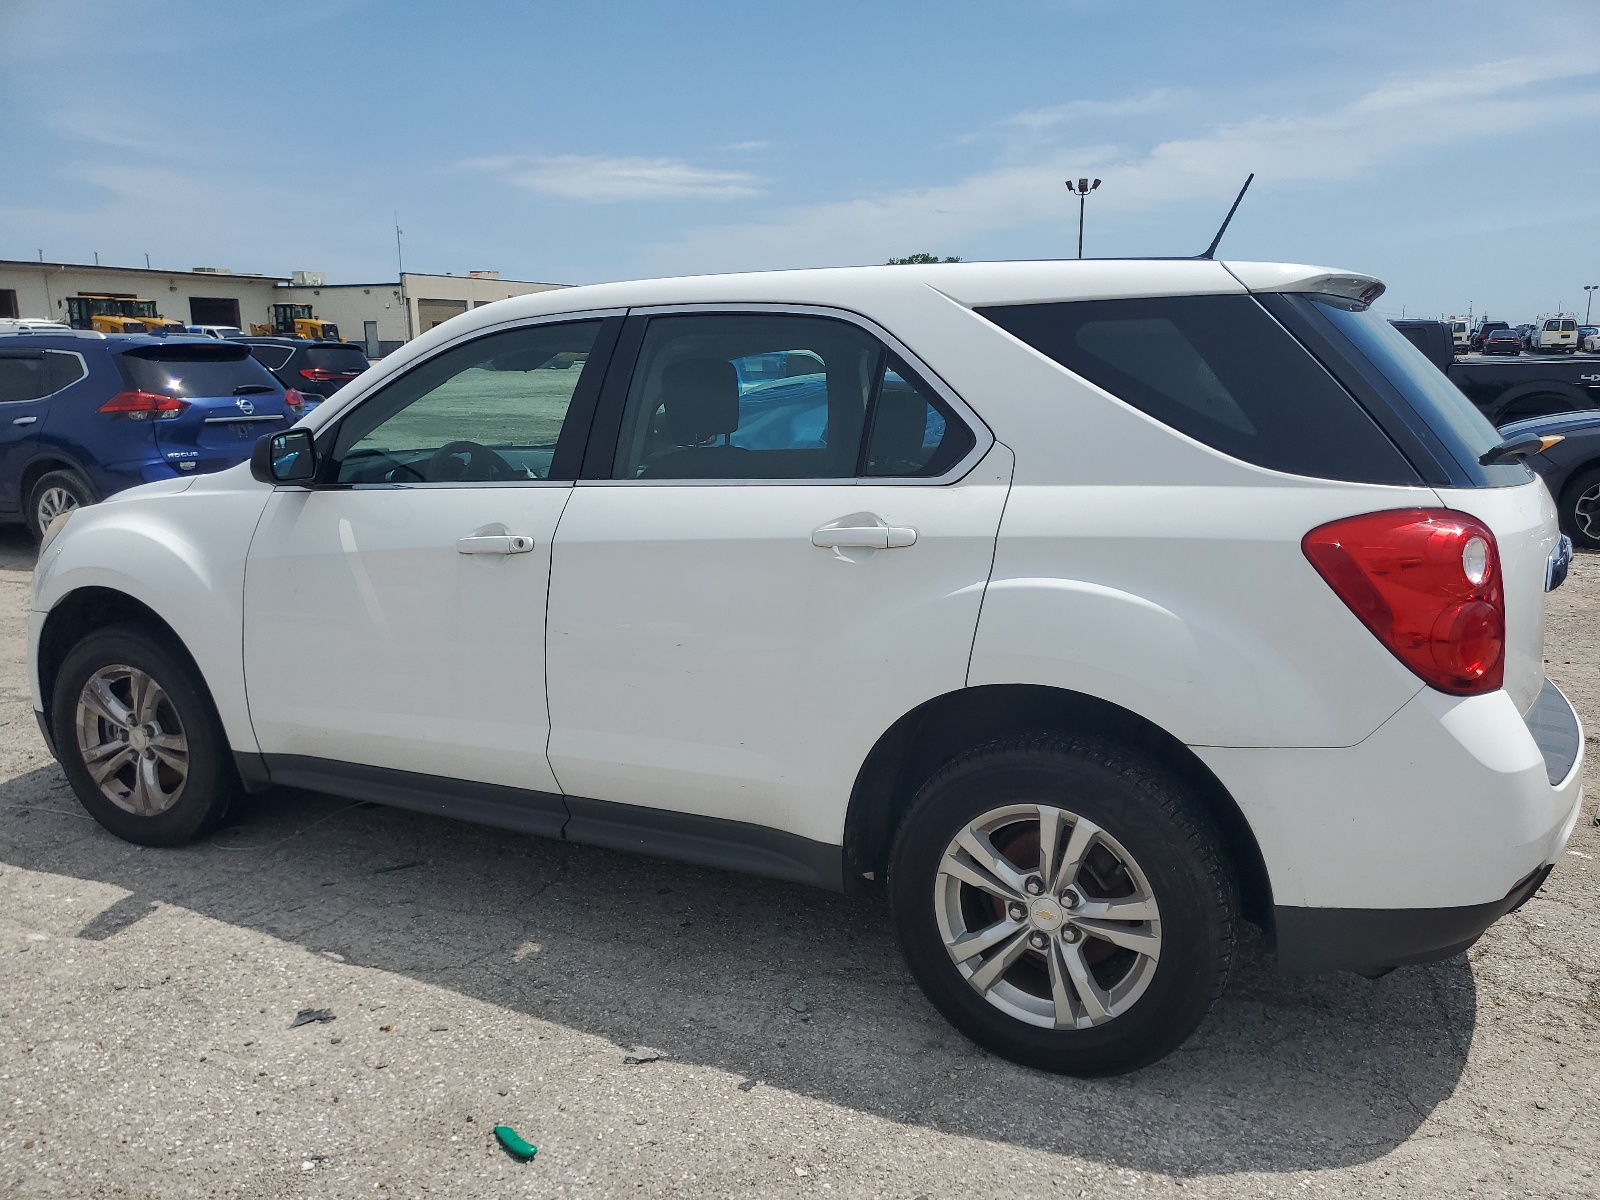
[0,354,50,403]
[0,351,86,402]
[978,295,1417,483]
[302,346,369,373]
[247,345,295,371]
[1295,296,1528,486]
[118,344,279,396]
[333,321,600,484]
[45,350,86,392]
[865,357,974,476]
[613,314,881,480]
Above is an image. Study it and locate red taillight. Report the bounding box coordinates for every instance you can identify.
[283,387,306,412]
[299,367,336,382]
[99,390,187,421]
[1303,508,1505,695]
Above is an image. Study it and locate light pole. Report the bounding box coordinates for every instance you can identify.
[1066,177,1101,259]
[1585,284,1598,325]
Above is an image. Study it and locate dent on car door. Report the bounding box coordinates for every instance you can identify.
[543,310,1009,859]
[243,316,620,807]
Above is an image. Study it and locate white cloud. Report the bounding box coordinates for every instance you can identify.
[722,140,770,153]
[649,45,1600,273]
[466,154,764,202]
[1008,89,1183,130]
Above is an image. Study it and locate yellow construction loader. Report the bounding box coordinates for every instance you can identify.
[249,304,342,341]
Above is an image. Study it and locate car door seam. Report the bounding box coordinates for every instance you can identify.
[963,441,1017,688]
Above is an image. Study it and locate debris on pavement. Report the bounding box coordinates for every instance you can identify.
[290,1008,335,1028]
[493,1125,538,1161]
[738,1079,758,1092]
[787,997,810,1013]
[623,1046,668,1064]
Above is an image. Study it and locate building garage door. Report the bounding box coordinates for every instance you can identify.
[190,297,241,327]
[417,298,469,332]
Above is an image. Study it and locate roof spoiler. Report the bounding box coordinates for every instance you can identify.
[1252,271,1386,310]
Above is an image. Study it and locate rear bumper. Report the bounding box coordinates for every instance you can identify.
[1197,678,1584,975]
[1273,864,1552,974]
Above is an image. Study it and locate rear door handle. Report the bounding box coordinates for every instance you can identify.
[12,416,37,426]
[457,533,534,555]
[812,512,917,550]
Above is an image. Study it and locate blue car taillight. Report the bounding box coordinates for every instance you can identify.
[100,390,188,421]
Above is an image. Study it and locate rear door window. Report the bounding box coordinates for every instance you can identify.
[0,353,50,403]
[0,350,86,402]
[118,345,280,397]
[978,295,1419,484]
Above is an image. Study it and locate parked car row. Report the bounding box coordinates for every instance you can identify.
[0,325,369,538]
[1469,316,1585,354]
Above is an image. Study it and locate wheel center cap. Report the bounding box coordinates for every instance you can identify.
[127,727,149,753]
[1028,896,1064,932]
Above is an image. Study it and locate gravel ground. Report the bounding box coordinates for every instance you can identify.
[1,527,1597,1199]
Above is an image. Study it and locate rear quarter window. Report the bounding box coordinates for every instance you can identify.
[977,295,1419,484]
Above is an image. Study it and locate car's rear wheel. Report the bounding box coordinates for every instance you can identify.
[51,625,239,846]
[1559,466,1600,551]
[889,733,1235,1077]
[27,469,95,543]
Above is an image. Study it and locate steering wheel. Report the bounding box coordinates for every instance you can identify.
[424,440,519,482]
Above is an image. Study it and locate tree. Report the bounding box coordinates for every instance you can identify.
[887,253,961,265]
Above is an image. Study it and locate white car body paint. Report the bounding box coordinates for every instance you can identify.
[27,258,1583,949]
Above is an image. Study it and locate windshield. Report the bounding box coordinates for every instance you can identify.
[1302,296,1529,486]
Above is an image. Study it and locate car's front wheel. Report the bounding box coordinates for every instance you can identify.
[889,733,1236,1076]
[51,625,239,846]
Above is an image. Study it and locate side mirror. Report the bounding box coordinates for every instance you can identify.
[251,428,318,485]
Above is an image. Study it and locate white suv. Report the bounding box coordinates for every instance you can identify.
[27,260,1584,1076]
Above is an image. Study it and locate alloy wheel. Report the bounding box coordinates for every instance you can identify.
[935,802,1162,1029]
[73,665,190,816]
[36,485,79,528]
[1574,483,1600,541]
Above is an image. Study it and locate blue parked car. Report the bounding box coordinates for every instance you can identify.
[0,332,301,539]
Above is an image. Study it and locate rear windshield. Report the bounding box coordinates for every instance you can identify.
[977,294,1418,484]
[117,344,280,396]
[302,346,369,373]
[1281,295,1529,487]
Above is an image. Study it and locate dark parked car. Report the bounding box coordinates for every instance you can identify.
[234,337,369,412]
[1483,328,1524,356]
[1471,320,1511,351]
[1390,319,1454,369]
[0,333,299,537]
[1500,409,1600,548]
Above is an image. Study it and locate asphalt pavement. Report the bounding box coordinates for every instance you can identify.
[1,526,1596,1199]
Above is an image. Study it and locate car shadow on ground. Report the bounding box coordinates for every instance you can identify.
[1,764,1473,1178]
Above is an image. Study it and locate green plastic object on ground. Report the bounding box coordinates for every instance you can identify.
[494,1125,538,1161]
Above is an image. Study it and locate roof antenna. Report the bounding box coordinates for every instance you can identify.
[1198,173,1254,260]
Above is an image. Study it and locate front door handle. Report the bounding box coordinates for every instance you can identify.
[12,416,37,426]
[457,533,534,555]
[812,512,917,550]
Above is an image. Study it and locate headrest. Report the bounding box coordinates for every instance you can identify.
[661,358,740,446]
[871,385,928,464]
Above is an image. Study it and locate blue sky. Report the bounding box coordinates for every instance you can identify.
[2,0,1597,323]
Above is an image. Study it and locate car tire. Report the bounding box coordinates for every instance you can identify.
[27,469,95,543]
[1559,466,1600,551]
[888,732,1236,1077]
[50,624,240,846]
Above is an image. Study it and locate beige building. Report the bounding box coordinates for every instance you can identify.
[0,260,566,357]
